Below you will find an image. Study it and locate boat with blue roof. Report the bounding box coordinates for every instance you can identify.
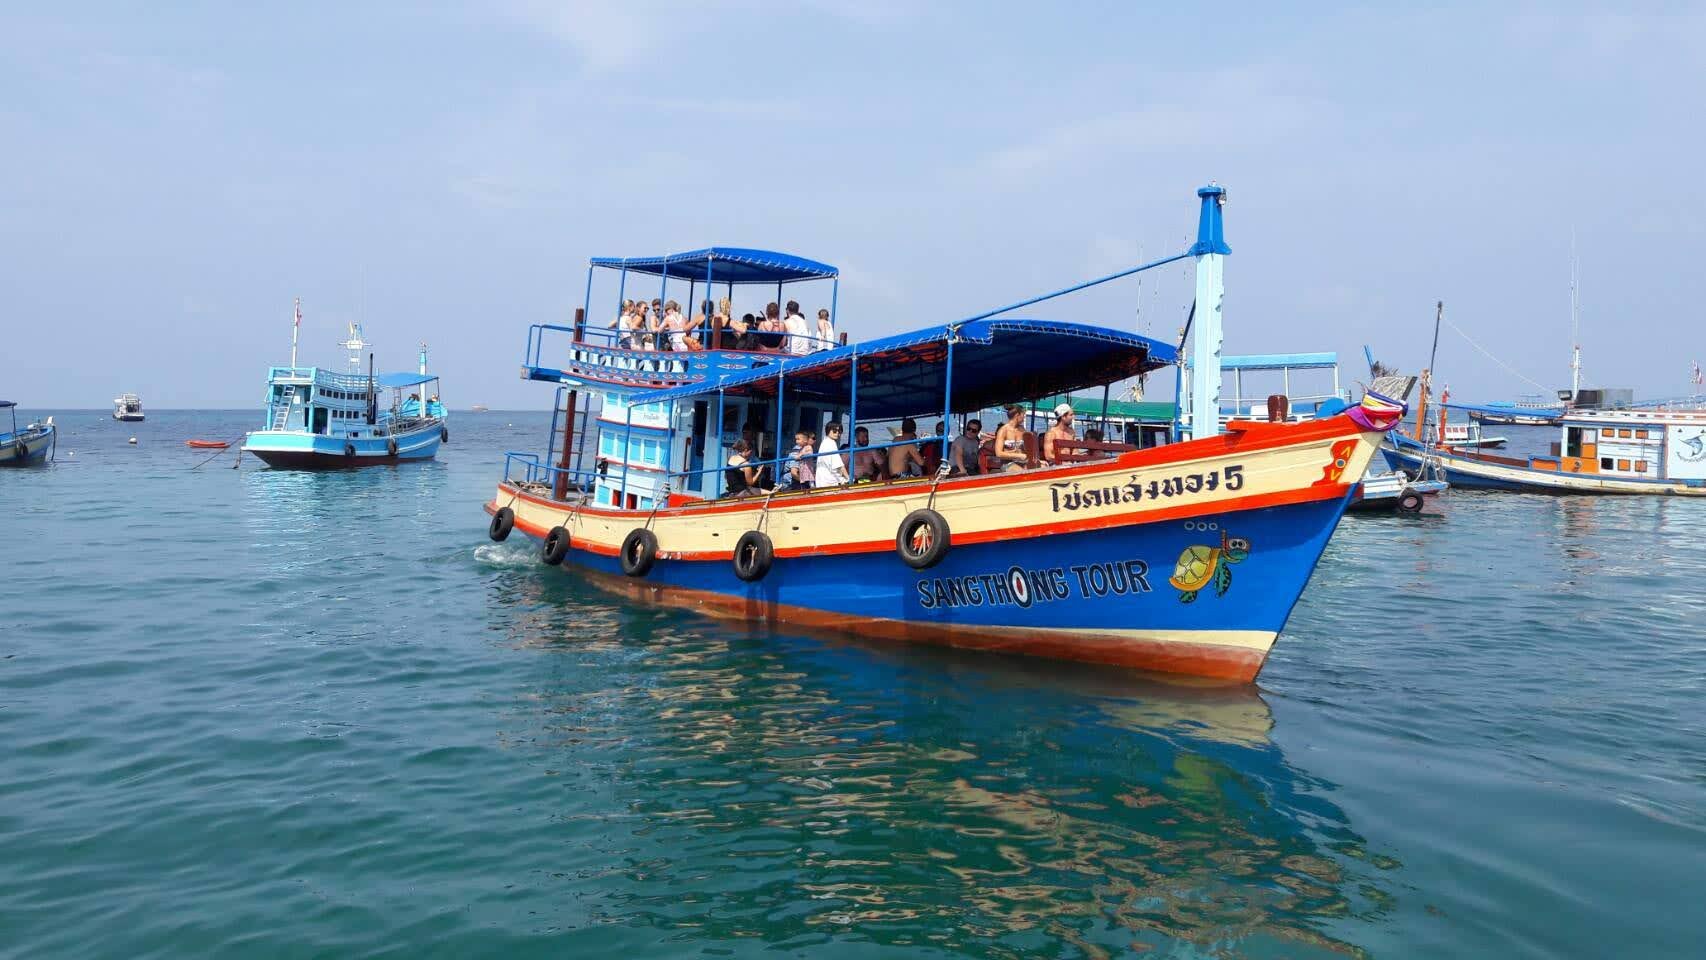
[241,301,447,470]
[0,401,56,467]
[483,186,1406,682]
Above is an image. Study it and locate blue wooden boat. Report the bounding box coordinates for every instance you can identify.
[484,186,1408,683]
[242,315,446,470]
[0,401,55,467]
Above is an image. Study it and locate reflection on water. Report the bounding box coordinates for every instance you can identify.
[489,570,1397,956]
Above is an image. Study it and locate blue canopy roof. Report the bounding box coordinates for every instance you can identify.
[1444,400,1565,416]
[590,247,838,285]
[632,319,1176,420]
[1221,352,1337,371]
[376,372,439,389]
[0,400,14,408]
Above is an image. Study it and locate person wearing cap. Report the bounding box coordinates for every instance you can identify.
[1043,403,1078,463]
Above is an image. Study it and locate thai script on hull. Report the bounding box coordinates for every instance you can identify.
[1048,466,1245,514]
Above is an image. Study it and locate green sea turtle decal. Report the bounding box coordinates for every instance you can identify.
[1168,529,1251,603]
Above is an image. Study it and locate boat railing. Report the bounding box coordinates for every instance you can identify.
[526,321,841,380]
[659,433,965,499]
[502,452,600,498]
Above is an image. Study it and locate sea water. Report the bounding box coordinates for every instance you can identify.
[2,411,1702,958]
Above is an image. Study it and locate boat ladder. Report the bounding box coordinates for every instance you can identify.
[271,386,297,429]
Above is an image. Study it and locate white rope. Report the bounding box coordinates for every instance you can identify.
[1440,313,1551,392]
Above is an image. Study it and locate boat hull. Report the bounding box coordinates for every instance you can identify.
[0,426,54,467]
[488,416,1387,683]
[242,424,443,470]
[1383,442,1706,495]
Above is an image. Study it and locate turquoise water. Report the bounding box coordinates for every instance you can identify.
[3,411,1703,958]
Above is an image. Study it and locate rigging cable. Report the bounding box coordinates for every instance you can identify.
[1439,312,1552,393]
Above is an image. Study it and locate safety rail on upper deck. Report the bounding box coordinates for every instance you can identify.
[522,316,842,390]
[267,366,382,392]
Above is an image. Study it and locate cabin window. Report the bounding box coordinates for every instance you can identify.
[1636,460,1649,473]
[1565,428,1585,458]
[1637,429,1650,439]
[1619,428,1632,438]
[1617,459,1631,471]
[1600,457,1614,471]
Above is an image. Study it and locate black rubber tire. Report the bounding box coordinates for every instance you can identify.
[386,438,399,457]
[344,442,357,459]
[440,427,449,444]
[12,441,26,460]
[1396,491,1425,514]
[732,530,774,582]
[620,528,659,578]
[541,526,570,565]
[488,507,515,542]
[896,509,951,570]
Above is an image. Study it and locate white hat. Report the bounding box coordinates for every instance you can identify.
[1053,403,1073,419]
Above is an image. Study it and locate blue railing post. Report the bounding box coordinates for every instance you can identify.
[941,336,955,452]
[774,370,786,484]
[713,388,725,498]
[829,276,840,344]
[617,265,627,317]
[848,345,859,453]
[621,405,634,509]
[581,264,593,337]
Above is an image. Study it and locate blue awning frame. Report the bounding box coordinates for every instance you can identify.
[632,318,1177,420]
[582,247,843,342]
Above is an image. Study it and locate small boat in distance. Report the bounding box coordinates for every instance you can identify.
[185,439,229,449]
[1,401,56,466]
[1462,396,1562,426]
[112,394,145,421]
[470,404,490,413]
[241,301,447,470]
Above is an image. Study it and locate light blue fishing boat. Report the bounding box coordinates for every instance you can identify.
[0,401,56,467]
[241,302,446,470]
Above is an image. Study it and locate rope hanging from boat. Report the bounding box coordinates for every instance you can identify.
[1440,312,1550,392]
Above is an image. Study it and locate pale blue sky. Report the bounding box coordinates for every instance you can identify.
[4,3,1703,408]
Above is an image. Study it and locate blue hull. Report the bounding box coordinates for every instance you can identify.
[0,426,54,467]
[510,492,1353,680]
[1383,445,1557,492]
[244,425,443,470]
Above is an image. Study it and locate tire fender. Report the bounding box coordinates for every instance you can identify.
[489,507,515,542]
[732,530,774,582]
[896,509,951,570]
[541,526,571,565]
[386,438,399,457]
[620,528,659,578]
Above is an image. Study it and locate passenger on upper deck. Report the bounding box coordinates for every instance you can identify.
[995,405,1029,473]
[1043,404,1078,463]
[815,309,835,352]
[783,301,811,356]
[887,418,924,479]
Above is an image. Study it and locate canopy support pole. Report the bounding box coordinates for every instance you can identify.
[848,347,859,461]
[774,371,786,488]
[705,259,717,349]
[617,266,628,319]
[829,277,840,342]
[555,389,578,501]
[621,405,633,509]
[1100,382,1111,436]
[713,389,726,498]
[941,337,955,452]
[581,265,593,341]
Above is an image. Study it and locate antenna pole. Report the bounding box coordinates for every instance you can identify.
[290,297,301,368]
[1569,231,1581,405]
[1416,301,1442,443]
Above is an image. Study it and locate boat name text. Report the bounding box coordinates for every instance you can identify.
[916,560,1152,611]
[1049,466,1244,513]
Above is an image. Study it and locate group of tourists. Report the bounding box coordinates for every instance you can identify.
[720,404,1118,497]
[613,298,835,355]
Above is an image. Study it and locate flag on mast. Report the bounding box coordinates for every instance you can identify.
[290,297,302,368]
[1693,360,1702,388]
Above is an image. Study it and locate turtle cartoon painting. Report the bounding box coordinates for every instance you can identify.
[1168,529,1251,603]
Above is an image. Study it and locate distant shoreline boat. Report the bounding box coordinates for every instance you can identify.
[470,404,489,413]
[113,393,145,422]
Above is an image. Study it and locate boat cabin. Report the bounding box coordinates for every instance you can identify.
[1544,409,1706,482]
[261,366,443,440]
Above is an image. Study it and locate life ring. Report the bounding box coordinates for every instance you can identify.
[541,526,571,565]
[440,427,449,444]
[344,442,357,459]
[732,530,774,582]
[386,438,399,457]
[1396,490,1425,514]
[896,509,951,569]
[620,528,659,577]
[488,507,515,541]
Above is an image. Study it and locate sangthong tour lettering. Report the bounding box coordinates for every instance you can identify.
[1048,465,1244,514]
[916,560,1152,611]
